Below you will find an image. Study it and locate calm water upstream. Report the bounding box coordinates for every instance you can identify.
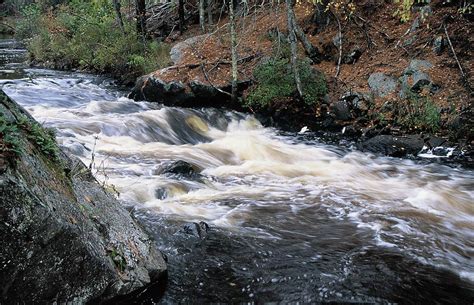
[1,35,473,304]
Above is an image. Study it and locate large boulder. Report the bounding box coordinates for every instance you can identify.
[358,135,425,157]
[170,35,209,65]
[188,79,233,104]
[128,71,191,106]
[181,221,210,239]
[0,90,166,303]
[128,70,250,109]
[130,33,251,109]
[368,73,398,97]
[400,59,434,95]
[330,100,352,121]
[358,134,450,158]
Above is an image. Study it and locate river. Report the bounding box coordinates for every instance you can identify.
[1,35,473,304]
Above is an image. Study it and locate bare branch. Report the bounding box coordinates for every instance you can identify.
[444,23,467,81]
[200,63,232,96]
[0,22,15,33]
[333,10,342,79]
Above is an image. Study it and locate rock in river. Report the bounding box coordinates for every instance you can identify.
[0,90,166,303]
[358,134,448,158]
[358,134,425,157]
[158,160,201,178]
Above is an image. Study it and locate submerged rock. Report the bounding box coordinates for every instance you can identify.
[0,90,166,303]
[159,160,201,177]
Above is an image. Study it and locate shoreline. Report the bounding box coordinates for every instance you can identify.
[2,27,471,167]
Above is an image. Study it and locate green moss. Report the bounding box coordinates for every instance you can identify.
[18,115,60,161]
[376,113,387,125]
[246,58,293,107]
[1,111,61,166]
[109,248,126,272]
[298,60,328,106]
[0,115,24,159]
[246,57,327,108]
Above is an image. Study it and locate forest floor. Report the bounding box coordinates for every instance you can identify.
[153,2,470,126]
[138,0,472,162]
[161,2,472,98]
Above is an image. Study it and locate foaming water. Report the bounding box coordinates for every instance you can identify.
[1,38,473,303]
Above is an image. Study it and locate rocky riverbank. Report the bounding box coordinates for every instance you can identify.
[127,1,472,165]
[0,90,167,303]
[4,0,472,164]
[128,46,472,165]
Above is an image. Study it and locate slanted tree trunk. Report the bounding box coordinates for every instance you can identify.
[229,0,238,102]
[178,0,185,33]
[199,0,206,32]
[136,0,147,40]
[113,0,125,34]
[287,1,322,63]
[286,0,303,99]
[293,19,322,63]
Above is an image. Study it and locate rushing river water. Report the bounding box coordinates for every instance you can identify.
[1,35,473,304]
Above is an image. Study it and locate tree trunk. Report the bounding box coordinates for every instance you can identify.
[199,0,206,32]
[293,19,322,63]
[178,0,185,33]
[112,0,125,34]
[286,0,303,99]
[288,2,322,63]
[229,0,238,102]
[207,0,213,28]
[135,0,146,39]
